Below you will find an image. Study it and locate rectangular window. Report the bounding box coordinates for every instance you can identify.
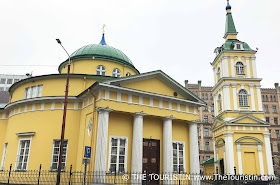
[278,144,280,152]
[236,44,241,50]
[204,115,208,123]
[204,128,209,136]
[197,127,199,136]
[205,142,210,151]
[273,106,277,113]
[271,143,273,151]
[16,139,31,171]
[108,137,127,172]
[266,117,270,123]
[7,79,13,84]
[0,79,6,84]
[0,143,8,170]
[276,130,279,138]
[24,85,43,99]
[210,94,213,100]
[173,142,185,172]
[274,117,278,124]
[211,104,214,112]
[51,140,68,171]
[203,106,208,111]
[264,105,269,113]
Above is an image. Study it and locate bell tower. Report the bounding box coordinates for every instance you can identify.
[212,0,274,175]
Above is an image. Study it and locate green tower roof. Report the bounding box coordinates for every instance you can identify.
[224,12,237,36]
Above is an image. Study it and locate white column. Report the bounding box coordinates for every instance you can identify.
[230,56,235,77]
[245,56,251,78]
[189,122,200,185]
[189,122,200,174]
[224,132,235,174]
[94,107,112,183]
[236,144,243,174]
[232,84,238,110]
[251,57,258,78]
[250,85,256,111]
[256,85,263,111]
[131,112,145,174]
[263,133,274,175]
[224,85,231,110]
[163,117,174,173]
[258,145,265,175]
[213,67,216,84]
[222,56,229,77]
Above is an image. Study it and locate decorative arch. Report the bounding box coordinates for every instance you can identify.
[235,136,263,145]
[215,138,225,147]
[236,88,250,95]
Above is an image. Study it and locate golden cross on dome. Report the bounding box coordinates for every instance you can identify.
[102,24,106,34]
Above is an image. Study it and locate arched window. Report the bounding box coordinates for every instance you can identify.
[126,72,131,77]
[96,65,106,76]
[236,62,244,75]
[112,68,121,77]
[205,93,208,100]
[262,95,265,101]
[274,96,277,102]
[238,89,248,107]
[217,67,221,80]
[218,94,222,111]
[202,93,204,99]
[270,95,273,102]
[266,95,268,101]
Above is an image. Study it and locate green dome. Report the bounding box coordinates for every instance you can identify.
[58,34,139,74]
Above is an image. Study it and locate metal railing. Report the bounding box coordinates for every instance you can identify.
[0,164,279,185]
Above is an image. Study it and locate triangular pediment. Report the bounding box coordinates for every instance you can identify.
[227,115,268,125]
[101,70,205,104]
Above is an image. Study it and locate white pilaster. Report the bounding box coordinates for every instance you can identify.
[224,132,235,174]
[251,57,257,78]
[245,56,251,78]
[224,85,231,110]
[236,144,243,174]
[256,85,263,111]
[222,56,229,77]
[213,67,216,84]
[163,117,174,174]
[230,56,235,77]
[263,133,274,175]
[189,122,200,174]
[249,85,256,111]
[257,145,265,175]
[94,107,112,174]
[131,112,146,174]
[232,84,238,110]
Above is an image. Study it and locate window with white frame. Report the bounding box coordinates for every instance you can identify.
[96,65,106,76]
[7,79,13,84]
[112,68,121,77]
[173,142,185,172]
[0,143,8,170]
[108,137,127,172]
[234,43,244,50]
[24,85,43,99]
[218,94,222,111]
[0,78,6,84]
[204,115,208,123]
[238,89,248,107]
[50,140,68,171]
[236,62,245,75]
[16,139,31,171]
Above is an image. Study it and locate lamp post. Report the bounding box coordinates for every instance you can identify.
[56,39,71,185]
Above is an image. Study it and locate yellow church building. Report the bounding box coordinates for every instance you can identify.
[210,0,274,176]
[0,31,205,177]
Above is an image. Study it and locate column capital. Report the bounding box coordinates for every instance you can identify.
[236,144,241,152]
[232,84,237,88]
[249,85,255,88]
[256,85,261,89]
[96,107,113,113]
[163,116,175,121]
[263,133,271,138]
[224,132,234,137]
[189,121,199,126]
[134,112,146,118]
[245,56,250,60]
[257,145,263,151]
[251,56,256,60]
[222,56,228,60]
[229,56,234,59]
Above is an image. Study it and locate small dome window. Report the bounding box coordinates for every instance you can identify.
[126,72,131,77]
[112,68,121,77]
[234,42,244,50]
[96,65,106,76]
